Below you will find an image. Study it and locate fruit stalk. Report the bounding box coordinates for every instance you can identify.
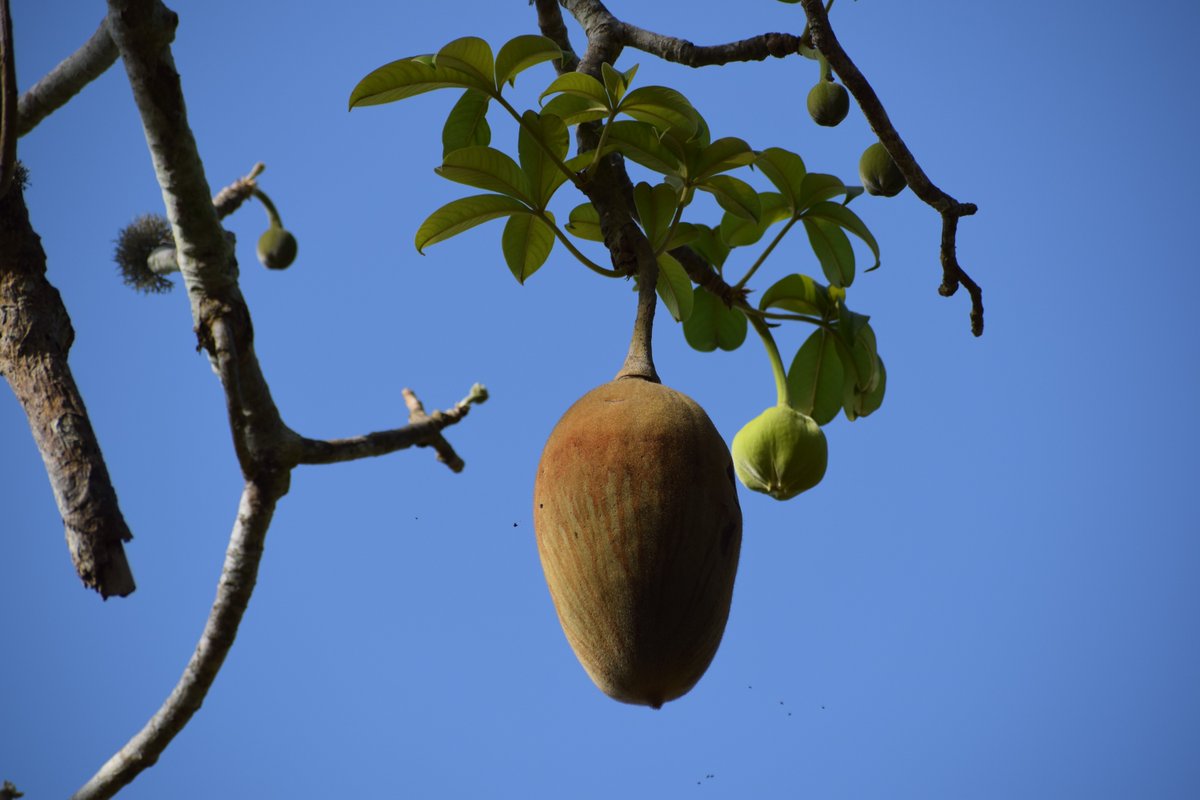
[749,314,790,408]
[616,239,660,383]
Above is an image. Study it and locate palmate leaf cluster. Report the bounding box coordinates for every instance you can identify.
[349,34,885,427]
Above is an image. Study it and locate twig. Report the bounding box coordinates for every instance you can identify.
[16,18,117,138]
[71,479,284,800]
[211,162,264,219]
[797,0,983,335]
[296,384,489,471]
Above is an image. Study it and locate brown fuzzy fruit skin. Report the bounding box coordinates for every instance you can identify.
[534,378,742,708]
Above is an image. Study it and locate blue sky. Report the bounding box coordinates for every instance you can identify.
[3,1,1199,797]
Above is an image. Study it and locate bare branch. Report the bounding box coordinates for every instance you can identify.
[16,18,117,138]
[0,170,135,598]
[533,0,579,73]
[295,384,487,470]
[619,24,799,67]
[0,0,15,197]
[71,478,285,800]
[211,162,264,220]
[105,0,235,308]
[797,0,983,335]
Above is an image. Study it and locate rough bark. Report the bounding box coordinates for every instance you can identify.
[0,175,135,597]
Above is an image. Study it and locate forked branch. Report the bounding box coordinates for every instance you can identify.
[797,0,983,335]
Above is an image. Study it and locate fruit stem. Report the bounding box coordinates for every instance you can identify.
[817,53,832,82]
[616,241,660,383]
[252,187,283,229]
[749,314,790,407]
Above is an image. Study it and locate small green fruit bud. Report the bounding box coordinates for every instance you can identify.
[859,142,906,197]
[806,80,849,127]
[257,226,298,270]
[731,405,827,500]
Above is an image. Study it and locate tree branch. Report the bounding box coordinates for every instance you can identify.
[0,169,135,598]
[533,0,579,73]
[619,24,799,67]
[0,0,16,198]
[295,384,487,471]
[797,0,983,335]
[16,18,118,139]
[71,478,284,800]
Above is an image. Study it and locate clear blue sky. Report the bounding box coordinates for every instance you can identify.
[4,1,1199,797]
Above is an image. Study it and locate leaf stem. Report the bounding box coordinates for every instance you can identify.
[748,314,790,407]
[495,94,581,188]
[541,212,623,277]
[587,111,617,175]
[733,216,797,291]
[654,195,688,256]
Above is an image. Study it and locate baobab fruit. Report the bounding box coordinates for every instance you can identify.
[256,226,298,270]
[858,142,907,197]
[533,377,742,708]
[732,405,827,500]
[806,80,849,127]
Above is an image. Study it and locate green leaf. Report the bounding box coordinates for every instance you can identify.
[802,201,880,270]
[754,148,807,211]
[601,62,628,105]
[666,222,701,250]
[836,305,870,351]
[788,328,845,426]
[540,72,610,108]
[494,35,562,88]
[542,152,591,207]
[797,172,849,211]
[518,110,570,207]
[435,146,531,203]
[845,355,886,421]
[719,192,789,247]
[802,217,855,288]
[602,121,682,176]
[692,137,756,181]
[435,37,495,90]
[759,273,833,318]
[619,86,698,134]
[622,64,640,90]
[698,175,762,222]
[565,202,604,242]
[442,90,491,157]
[349,58,482,108]
[683,288,747,352]
[502,212,556,284]
[540,93,610,126]
[655,252,694,322]
[843,186,865,205]
[845,321,880,393]
[415,194,529,253]
[633,182,679,251]
[688,225,730,269]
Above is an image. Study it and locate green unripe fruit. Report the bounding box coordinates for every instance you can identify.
[257,226,298,270]
[732,405,827,500]
[859,142,907,197]
[807,80,849,127]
